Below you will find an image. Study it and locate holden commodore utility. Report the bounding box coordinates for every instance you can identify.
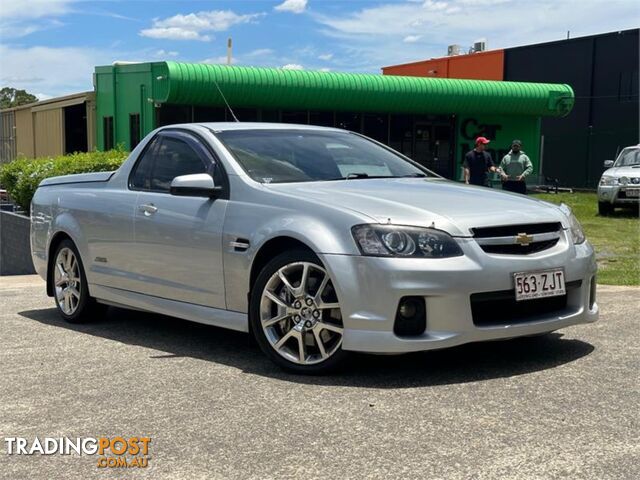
[31,123,598,373]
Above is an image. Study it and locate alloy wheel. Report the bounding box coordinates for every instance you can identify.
[54,247,82,316]
[259,261,343,365]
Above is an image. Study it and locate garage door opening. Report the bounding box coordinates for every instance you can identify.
[64,103,88,154]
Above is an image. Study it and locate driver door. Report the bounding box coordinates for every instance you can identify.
[130,130,228,308]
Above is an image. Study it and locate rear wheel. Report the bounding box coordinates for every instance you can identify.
[598,201,614,216]
[52,239,106,323]
[250,250,347,374]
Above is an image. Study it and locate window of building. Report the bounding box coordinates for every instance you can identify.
[309,111,335,127]
[336,112,362,132]
[231,108,259,122]
[281,110,309,124]
[260,109,280,123]
[363,114,389,143]
[129,113,141,149]
[193,106,227,122]
[150,137,207,193]
[156,105,192,126]
[389,115,413,157]
[103,116,114,150]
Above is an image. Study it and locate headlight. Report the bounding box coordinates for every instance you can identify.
[599,175,618,186]
[559,203,585,244]
[352,224,463,258]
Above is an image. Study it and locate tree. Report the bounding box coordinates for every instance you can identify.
[0,87,38,109]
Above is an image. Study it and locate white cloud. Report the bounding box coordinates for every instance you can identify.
[274,0,308,14]
[422,0,449,11]
[140,10,264,42]
[35,92,53,101]
[153,49,179,58]
[319,67,331,72]
[246,48,275,57]
[1,23,43,38]
[0,0,73,20]
[318,53,333,61]
[403,35,422,43]
[0,0,71,39]
[141,27,211,41]
[281,63,304,70]
[315,0,640,70]
[0,44,104,97]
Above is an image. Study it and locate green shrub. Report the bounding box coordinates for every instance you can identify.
[0,148,128,212]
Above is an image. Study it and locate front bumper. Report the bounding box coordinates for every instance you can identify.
[320,231,598,354]
[598,185,640,205]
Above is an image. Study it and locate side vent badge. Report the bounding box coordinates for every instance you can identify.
[229,239,250,252]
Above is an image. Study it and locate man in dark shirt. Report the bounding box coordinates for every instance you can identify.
[462,137,496,186]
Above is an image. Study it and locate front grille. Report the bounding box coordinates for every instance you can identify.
[480,239,559,255]
[470,280,581,327]
[472,222,561,238]
[472,222,562,255]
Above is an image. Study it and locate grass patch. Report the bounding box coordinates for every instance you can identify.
[534,192,639,285]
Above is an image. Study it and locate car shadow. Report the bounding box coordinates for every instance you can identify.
[19,307,595,388]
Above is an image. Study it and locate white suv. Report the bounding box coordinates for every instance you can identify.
[597,145,640,215]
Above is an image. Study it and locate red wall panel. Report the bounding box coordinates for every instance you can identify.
[382,50,504,81]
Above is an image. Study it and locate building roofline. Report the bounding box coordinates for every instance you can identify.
[505,27,638,52]
[0,91,94,113]
[381,28,638,71]
[381,49,502,70]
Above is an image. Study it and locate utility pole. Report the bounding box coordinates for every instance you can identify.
[227,37,233,65]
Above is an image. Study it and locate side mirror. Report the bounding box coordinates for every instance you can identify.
[603,160,614,168]
[170,173,221,197]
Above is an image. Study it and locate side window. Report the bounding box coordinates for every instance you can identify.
[130,137,159,190]
[150,137,207,193]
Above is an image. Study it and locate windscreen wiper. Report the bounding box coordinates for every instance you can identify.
[398,172,427,178]
[327,172,429,181]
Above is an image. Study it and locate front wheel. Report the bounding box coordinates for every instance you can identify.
[250,250,347,374]
[598,201,614,216]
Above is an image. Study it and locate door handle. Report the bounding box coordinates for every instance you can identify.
[139,203,158,216]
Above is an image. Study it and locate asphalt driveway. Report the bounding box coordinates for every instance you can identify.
[0,276,638,479]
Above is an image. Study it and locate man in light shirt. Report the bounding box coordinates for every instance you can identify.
[498,140,533,194]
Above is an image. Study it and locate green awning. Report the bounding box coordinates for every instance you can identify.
[152,61,574,117]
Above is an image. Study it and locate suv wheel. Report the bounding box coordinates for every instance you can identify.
[598,201,614,216]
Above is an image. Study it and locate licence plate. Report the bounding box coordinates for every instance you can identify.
[625,188,640,197]
[513,269,565,301]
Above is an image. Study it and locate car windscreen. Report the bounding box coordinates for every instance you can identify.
[614,148,640,167]
[214,129,434,184]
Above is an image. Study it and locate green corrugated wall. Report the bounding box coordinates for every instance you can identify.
[152,61,574,117]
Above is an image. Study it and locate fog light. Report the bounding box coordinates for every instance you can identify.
[394,297,426,336]
[399,300,418,319]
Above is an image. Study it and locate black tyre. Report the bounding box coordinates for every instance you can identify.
[250,250,348,374]
[598,201,614,216]
[51,239,106,324]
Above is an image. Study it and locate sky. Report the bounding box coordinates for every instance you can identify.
[1,0,638,99]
